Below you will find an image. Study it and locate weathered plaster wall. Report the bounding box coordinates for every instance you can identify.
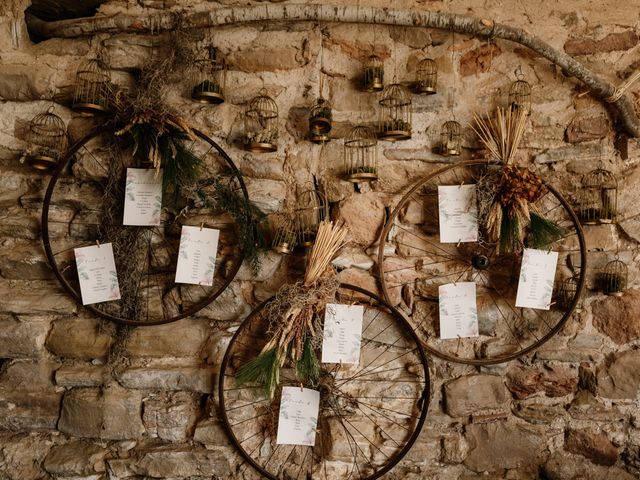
[1,0,640,479]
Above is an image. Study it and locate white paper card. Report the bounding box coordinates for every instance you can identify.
[123,168,163,226]
[276,387,320,446]
[438,185,479,243]
[321,304,364,364]
[515,248,558,310]
[438,282,479,339]
[175,226,220,286]
[74,243,121,305]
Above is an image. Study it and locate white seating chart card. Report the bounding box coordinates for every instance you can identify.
[321,303,364,364]
[438,282,479,339]
[515,248,558,310]
[74,243,121,305]
[276,387,320,446]
[437,185,479,243]
[123,168,163,226]
[175,226,220,286]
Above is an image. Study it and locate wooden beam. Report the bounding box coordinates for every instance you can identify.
[25,4,640,137]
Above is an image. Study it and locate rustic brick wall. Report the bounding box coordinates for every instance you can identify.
[1,1,640,479]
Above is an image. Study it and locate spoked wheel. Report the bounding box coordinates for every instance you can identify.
[218,283,430,480]
[378,160,587,365]
[41,128,248,326]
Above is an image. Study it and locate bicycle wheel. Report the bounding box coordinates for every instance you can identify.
[218,283,430,479]
[41,127,248,326]
[378,159,586,365]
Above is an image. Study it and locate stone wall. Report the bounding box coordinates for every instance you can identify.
[1,0,640,479]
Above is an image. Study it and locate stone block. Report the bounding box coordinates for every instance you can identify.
[592,289,640,344]
[597,349,640,399]
[0,280,77,315]
[117,366,214,393]
[443,374,510,417]
[565,428,619,466]
[505,364,578,399]
[334,192,387,247]
[43,440,108,476]
[459,43,502,77]
[544,451,636,480]
[195,282,250,322]
[0,242,52,279]
[46,316,114,360]
[0,433,52,480]
[0,314,51,358]
[331,247,374,271]
[58,385,145,440]
[193,417,229,447]
[143,392,200,442]
[125,318,211,358]
[565,113,610,143]
[564,30,638,55]
[55,363,107,388]
[243,177,286,214]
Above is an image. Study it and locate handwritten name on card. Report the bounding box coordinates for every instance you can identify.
[123,168,163,226]
[74,243,121,305]
[276,387,320,446]
[515,248,558,310]
[321,303,364,364]
[438,185,479,243]
[438,282,479,339]
[175,226,220,286]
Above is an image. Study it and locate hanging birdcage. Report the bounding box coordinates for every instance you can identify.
[244,91,278,153]
[191,47,226,104]
[294,189,329,247]
[440,120,462,156]
[577,167,617,225]
[556,276,583,312]
[509,76,532,115]
[414,57,437,95]
[363,54,384,92]
[72,59,111,115]
[378,83,412,141]
[24,107,67,172]
[271,214,297,254]
[309,97,332,144]
[598,257,627,296]
[344,125,378,183]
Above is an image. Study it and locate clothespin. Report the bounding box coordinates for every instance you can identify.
[299,383,304,392]
[96,239,101,248]
[200,222,204,231]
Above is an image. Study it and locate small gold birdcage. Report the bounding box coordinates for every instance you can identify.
[556,276,582,312]
[378,83,412,141]
[363,54,384,92]
[309,97,332,144]
[414,57,437,95]
[440,120,462,156]
[509,75,532,116]
[345,125,378,183]
[271,214,297,254]
[24,107,67,172]
[294,189,329,247]
[598,257,627,296]
[578,167,617,225]
[244,90,278,153]
[72,59,111,115]
[191,47,226,104]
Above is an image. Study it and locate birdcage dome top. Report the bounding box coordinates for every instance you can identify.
[380,83,411,107]
[247,93,278,119]
[345,125,377,148]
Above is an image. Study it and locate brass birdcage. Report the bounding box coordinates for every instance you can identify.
[578,167,617,225]
[24,107,67,172]
[271,214,297,255]
[598,257,627,296]
[191,47,226,104]
[72,59,111,115]
[556,276,582,312]
[309,97,332,144]
[345,125,378,183]
[294,189,329,247]
[509,75,532,115]
[440,120,462,156]
[244,91,278,153]
[363,54,384,92]
[378,83,412,141]
[414,57,437,95]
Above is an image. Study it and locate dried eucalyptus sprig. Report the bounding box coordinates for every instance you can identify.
[236,220,348,399]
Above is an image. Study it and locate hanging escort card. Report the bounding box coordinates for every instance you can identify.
[123,168,163,226]
[321,303,364,364]
[74,243,121,305]
[276,386,320,446]
[175,226,220,286]
[437,185,479,243]
[438,282,479,339]
[515,248,558,310]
